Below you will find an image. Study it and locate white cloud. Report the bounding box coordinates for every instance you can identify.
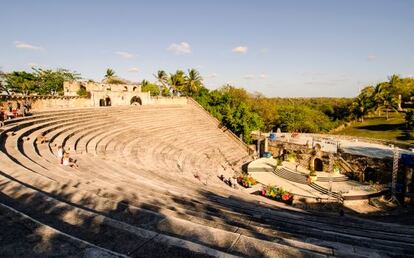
[115,51,134,59]
[244,74,255,80]
[167,42,192,55]
[259,74,267,79]
[14,41,44,50]
[232,46,248,54]
[128,67,139,72]
[367,54,377,61]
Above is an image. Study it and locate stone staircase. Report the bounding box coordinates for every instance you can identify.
[274,167,308,184]
[274,168,345,202]
[0,104,414,257]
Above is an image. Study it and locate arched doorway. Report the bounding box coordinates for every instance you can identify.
[314,158,323,171]
[99,99,105,107]
[130,96,142,105]
[105,96,111,106]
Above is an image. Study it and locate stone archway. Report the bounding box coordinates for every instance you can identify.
[314,158,323,171]
[130,96,142,105]
[105,96,111,106]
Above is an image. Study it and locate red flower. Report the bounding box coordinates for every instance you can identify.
[282,194,291,201]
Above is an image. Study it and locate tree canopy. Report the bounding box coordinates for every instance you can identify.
[1,68,80,96]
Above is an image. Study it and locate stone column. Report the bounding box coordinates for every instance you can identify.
[264,137,269,152]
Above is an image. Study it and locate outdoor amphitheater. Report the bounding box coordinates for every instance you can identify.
[0,98,414,258]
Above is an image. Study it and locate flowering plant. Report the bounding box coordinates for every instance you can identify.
[261,185,293,204]
[237,175,257,188]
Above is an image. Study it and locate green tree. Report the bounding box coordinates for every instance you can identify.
[141,80,160,96]
[274,105,335,133]
[154,70,169,96]
[0,69,13,95]
[4,71,38,96]
[183,68,203,96]
[194,86,263,143]
[352,86,376,122]
[33,68,80,95]
[374,76,399,120]
[169,70,186,95]
[249,94,276,130]
[405,110,414,130]
[105,68,115,78]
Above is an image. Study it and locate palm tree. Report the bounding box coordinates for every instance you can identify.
[374,75,400,120]
[154,70,169,96]
[169,70,185,96]
[185,68,203,96]
[352,96,369,122]
[105,68,115,79]
[141,79,149,87]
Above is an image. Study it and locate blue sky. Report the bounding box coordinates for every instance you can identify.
[1,0,413,97]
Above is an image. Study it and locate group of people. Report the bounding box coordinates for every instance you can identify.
[218,174,238,189]
[35,132,79,169]
[0,100,32,127]
[57,145,79,169]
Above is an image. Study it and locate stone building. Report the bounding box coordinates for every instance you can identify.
[63,80,151,106]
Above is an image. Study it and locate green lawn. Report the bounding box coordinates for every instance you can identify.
[334,113,414,144]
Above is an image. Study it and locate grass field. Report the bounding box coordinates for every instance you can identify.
[334,113,414,144]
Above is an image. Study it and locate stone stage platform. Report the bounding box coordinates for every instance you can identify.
[247,158,386,203]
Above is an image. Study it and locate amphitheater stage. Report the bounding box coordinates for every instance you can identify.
[247,158,385,203]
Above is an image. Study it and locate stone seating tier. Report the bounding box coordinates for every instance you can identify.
[1,105,414,257]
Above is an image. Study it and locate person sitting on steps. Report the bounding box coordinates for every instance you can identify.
[62,152,79,169]
[36,132,48,144]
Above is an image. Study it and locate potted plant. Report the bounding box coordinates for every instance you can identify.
[308,169,317,183]
[237,175,257,188]
[261,185,294,205]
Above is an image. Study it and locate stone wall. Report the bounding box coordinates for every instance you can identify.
[267,140,413,193]
[0,96,91,111]
[267,142,331,171]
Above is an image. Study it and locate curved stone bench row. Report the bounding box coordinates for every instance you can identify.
[3,106,414,256]
[4,113,346,256]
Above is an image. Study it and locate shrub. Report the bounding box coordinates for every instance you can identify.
[76,87,90,97]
